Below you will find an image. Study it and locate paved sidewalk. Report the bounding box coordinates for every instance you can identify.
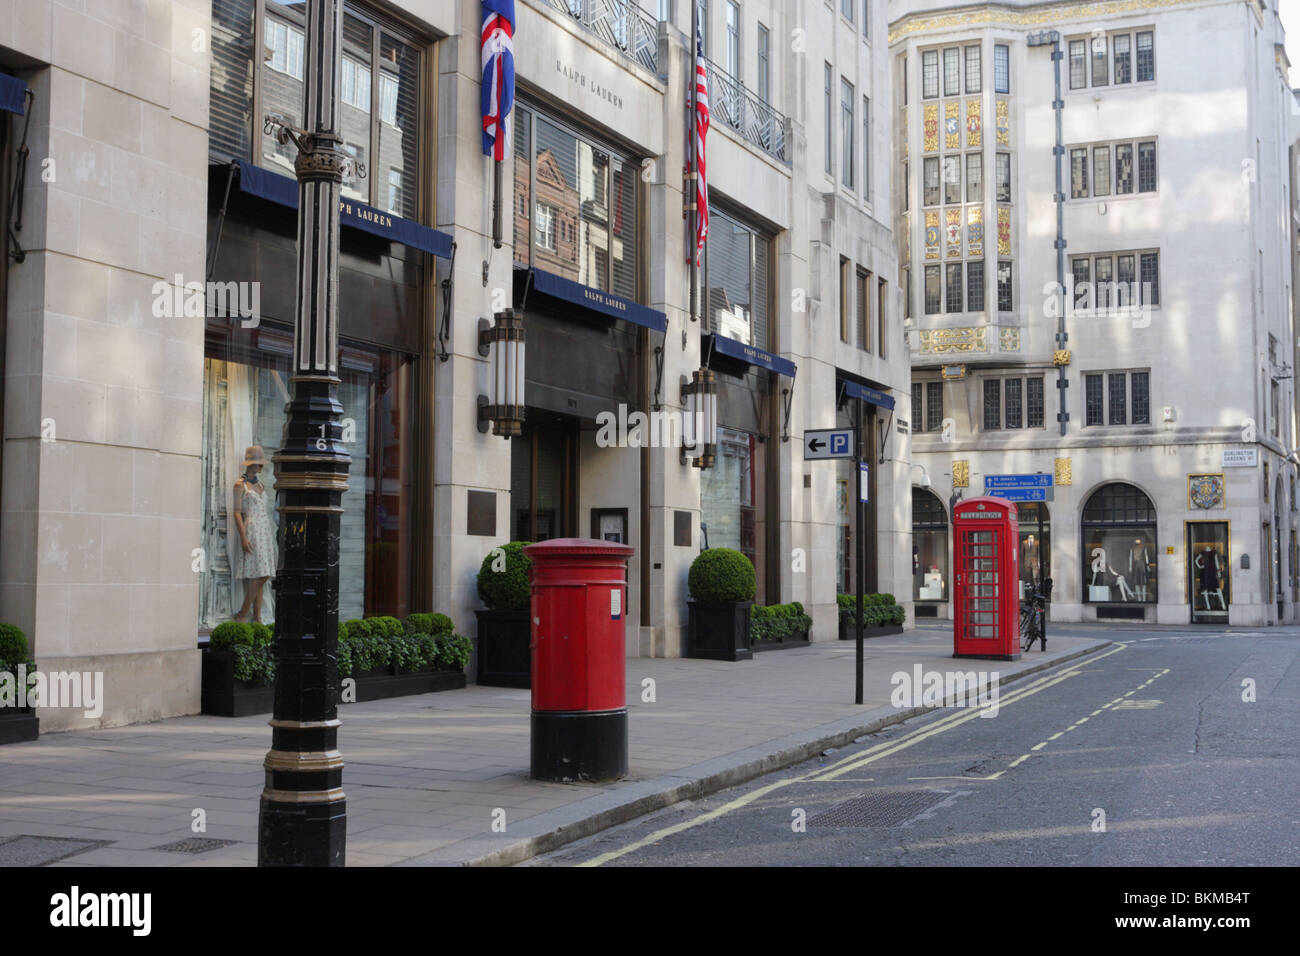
[0,626,1110,866]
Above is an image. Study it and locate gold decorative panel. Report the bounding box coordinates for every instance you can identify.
[944,101,961,150]
[953,460,970,489]
[1054,458,1072,486]
[966,206,983,257]
[945,208,962,257]
[999,327,1020,352]
[918,327,987,354]
[923,103,939,153]
[965,98,982,148]
[925,210,940,260]
[995,99,1010,147]
[1053,349,1072,366]
[997,206,1011,256]
[890,0,1205,45]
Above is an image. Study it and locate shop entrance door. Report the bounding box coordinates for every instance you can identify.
[1186,522,1229,624]
[510,413,579,542]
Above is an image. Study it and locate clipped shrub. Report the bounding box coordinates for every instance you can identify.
[413,633,438,669]
[688,548,756,604]
[435,634,473,672]
[232,644,275,683]
[250,622,273,646]
[428,613,455,637]
[477,541,533,611]
[0,623,29,666]
[365,615,405,639]
[210,621,255,652]
[751,602,812,643]
[390,632,425,673]
[404,613,433,635]
[336,637,354,678]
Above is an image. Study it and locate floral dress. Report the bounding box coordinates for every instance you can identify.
[238,479,277,579]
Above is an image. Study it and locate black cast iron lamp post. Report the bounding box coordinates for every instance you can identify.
[258,0,352,867]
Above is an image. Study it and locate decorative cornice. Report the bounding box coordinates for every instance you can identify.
[889,0,1225,45]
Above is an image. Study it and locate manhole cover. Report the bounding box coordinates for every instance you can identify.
[0,835,105,866]
[808,790,955,828]
[153,837,238,854]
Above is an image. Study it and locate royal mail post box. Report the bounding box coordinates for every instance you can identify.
[524,538,633,782]
[952,497,1020,660]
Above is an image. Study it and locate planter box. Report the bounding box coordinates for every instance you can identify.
[750,627,811,653]
[475,608,531,688]
[0,707,38,745]
[687,600,753,661]
[838,617,905,641]
[200,650,466,717]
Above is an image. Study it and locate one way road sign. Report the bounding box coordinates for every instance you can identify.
[804,428,854,460]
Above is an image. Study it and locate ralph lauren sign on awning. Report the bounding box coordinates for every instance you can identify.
[517,267,667,334]
[841,380,896,411]
[234,160,454,259]
[707,332,797,379]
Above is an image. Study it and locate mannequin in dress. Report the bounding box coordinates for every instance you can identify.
[233,445,276,623]
[1194,544,1225,610]
[1129,536,1152,601]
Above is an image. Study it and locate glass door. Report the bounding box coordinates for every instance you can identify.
[1186,522,1229,624]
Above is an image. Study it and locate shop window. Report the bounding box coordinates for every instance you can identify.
[1018,501,1050,599]
[1082,483,1157,604]
[912,488,949,603]
[513,103,640,300]
[198,330,414,629]
[702,425,760,583]
[704,208,772,349]
[210,1,422,220]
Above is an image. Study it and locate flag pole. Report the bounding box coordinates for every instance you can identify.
[493,158,503,248]
[688,0,699,325]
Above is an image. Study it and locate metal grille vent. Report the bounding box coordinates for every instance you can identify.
[154,837,239,854]
[808,790,954,828]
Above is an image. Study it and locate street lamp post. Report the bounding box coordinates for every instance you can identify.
[258,0,351,867]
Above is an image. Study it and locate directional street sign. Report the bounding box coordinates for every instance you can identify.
[804,428,854,460]
[984,473,1053,503]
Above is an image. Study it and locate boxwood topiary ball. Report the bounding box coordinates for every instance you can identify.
[477,541,533,611]
[0,622,29,665]
[688,548,756,603]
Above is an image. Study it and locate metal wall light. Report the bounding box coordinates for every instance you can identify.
[681,368,717,469]
[477,309,525,438]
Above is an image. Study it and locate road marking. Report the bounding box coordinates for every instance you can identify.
[575,644,1129,866]
[901,813,1258,851]
[909,773,1006,781]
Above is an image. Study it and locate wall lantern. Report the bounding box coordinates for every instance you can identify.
[477,309,525,438]
[681,367,717,469]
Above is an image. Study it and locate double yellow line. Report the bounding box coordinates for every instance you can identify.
[576,643,1128,866]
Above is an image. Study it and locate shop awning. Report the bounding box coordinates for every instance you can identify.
[706,332,797,378]
[517,266,667,334]
[0,74,27,115]
[841,379,896,411]
[233,160,454,259]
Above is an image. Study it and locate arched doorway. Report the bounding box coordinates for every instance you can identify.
[912,488,949,615]
[1081,483,1157,619]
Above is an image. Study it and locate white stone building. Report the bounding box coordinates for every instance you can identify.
[0,0,909,730]
[891,0,1300,625]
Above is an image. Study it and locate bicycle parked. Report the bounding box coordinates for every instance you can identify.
[1019,577,1052,652]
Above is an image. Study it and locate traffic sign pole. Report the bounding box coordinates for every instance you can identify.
[854,399,864,706]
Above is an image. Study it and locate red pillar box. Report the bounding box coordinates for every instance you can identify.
[524,538,634,782]
[952,497,1021,660]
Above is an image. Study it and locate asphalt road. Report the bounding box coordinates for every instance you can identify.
[531,630,1300,866]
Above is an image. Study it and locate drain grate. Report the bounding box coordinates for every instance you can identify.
[808,790,954,829]
[0,835,106,866]
[153,837,238,854]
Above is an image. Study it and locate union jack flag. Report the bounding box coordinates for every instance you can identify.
[692,1,709,266]
[480,0,515,161]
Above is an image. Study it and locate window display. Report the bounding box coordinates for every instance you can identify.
[701,426,758,571]
[1188,522,1229,622]
[1081,483,1157,604]
[1017,502,1050,599]
[198,329,413,630]
[912,488,949,602]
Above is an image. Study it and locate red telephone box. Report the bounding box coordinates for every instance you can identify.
[952,496,1020,660]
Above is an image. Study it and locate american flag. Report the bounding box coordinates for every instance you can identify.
[692,1,709,266]
[480,0,515,160]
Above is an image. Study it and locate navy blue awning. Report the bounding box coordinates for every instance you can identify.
[708,333,797,378]
[234,160,453,259]
[842,379,896,411]
[0,74,27,115]
[520,267,667,333]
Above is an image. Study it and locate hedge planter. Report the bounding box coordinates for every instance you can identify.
[687,600,753,661]
[0,707,38,745]
[750,626,811,652]
[837,617,904,641]
[475,608,532,688]
[200,649,466,717]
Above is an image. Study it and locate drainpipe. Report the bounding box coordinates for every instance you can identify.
[1028,31,1068,436]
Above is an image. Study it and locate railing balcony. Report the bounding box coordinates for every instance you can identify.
[539,0,659,74]
[705,58,789,164]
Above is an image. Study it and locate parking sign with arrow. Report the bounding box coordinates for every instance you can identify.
[803,428,854,460]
